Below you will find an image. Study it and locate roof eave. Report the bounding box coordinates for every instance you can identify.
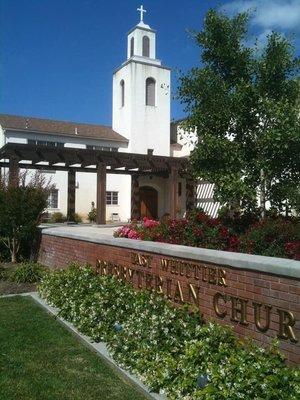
[3,127,129,144]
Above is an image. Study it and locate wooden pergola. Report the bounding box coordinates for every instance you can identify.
[0,143,196,224]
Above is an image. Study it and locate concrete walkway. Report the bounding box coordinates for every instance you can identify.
[40,223,123,238]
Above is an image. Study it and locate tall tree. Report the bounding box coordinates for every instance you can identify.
[178,9,300,216]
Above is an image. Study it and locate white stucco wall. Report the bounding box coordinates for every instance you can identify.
[127,25,156,60]
[113,62,170,156]
[113,23,171,157]
[5,130,126,150]
[75,173,131,222]
[171,124,197,157]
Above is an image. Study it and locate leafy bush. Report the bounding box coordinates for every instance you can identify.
[49,212,82,224]
[74,213,82,223]
[0,174,51,262]
[218,206,260,234]
[50,212,67,223]
[10,262,45,283]
[115,211,240,251]
[38,265,300,400]
[115,212,300,259]
[240,218,300,259]
[88,208,97,223]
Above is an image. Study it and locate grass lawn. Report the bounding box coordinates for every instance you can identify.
[0,296,147,400]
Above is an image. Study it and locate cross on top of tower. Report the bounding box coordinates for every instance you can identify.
[137,5,146,23]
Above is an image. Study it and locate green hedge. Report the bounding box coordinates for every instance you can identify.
[38,265,300,400]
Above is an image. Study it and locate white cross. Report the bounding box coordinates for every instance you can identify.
[137,5,146,23]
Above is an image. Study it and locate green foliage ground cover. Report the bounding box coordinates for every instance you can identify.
[38,265,300,400]
[0,296,147,400]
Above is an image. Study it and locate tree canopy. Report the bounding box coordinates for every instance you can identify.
[178,9,300,215]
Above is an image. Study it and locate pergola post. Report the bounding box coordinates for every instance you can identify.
[67,169,76,222]
[186,176,197,212]
[96,163,106,225]
[131,174,141,221]
[8,156,19,188]
[170,166,178,219]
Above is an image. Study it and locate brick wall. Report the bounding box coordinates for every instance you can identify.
[38,234,300,364]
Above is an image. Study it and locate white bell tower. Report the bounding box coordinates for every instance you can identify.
[112,6,171,156]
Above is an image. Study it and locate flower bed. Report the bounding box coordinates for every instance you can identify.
[38,264,300,400]
[114,211,300,260]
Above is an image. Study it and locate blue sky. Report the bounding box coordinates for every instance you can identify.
[0,0,299,126]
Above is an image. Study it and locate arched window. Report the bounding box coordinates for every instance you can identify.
[142,35,150,57]
[130,37,134,57]
[120,80,125,107]
[145,78,155,106]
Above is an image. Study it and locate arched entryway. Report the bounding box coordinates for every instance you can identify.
[140,186,158,219]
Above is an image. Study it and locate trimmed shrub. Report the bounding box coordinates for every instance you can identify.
[38,265,300,400]
[74,213,82,223]
[50,212,82,224]
[50,212,67,223]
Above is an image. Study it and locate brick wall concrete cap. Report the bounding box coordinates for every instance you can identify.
[40,225,300,279]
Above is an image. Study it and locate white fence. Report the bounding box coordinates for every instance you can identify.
[196,181,220,218]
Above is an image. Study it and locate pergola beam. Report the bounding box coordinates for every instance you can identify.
[0,143,187,174]
[0,162,170,176]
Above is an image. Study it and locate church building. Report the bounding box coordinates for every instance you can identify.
[0,7,197,223]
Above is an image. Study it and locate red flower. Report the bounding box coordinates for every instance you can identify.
[127,229,141,240]
[193,227,204,237]
[196,212,209,223]
[143,217,160,229]
[228,235,240,251]
[219,226,229,239]
[210,218,220,227]
[285,240,300,260]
